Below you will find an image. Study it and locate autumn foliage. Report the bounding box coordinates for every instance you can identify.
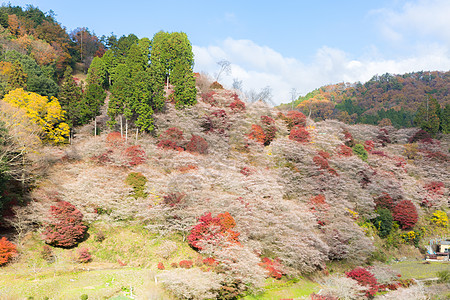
[42,201,87,248]
[186,135,208,154]
[285,110,307,129]
[0,237,17,266]
[289,125,310,143]
[392,200,418,229]
[345,267,379,298]
[187,212,240,251]
[259,257,285,279]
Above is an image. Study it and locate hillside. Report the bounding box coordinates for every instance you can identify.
[0,4,449,300]
[281,71,450,130]
[1,85,450,299]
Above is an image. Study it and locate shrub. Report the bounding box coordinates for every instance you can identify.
[186,135,208,154]
[424,181,444,195]
[42,201,87,248]
[403,143,420,160]
[76,248,92,263]
[125,172,148,199]
[400,230,421,246]
[41,245,55,263]
[157,262,165,270]
[352,144,368,161]
[377,128,391,146]
[259,257,284,279]
[342,129,355,147]
[201,110,229,134]
[187,212,240,251]
[289,125,310,143]
[261,116,277,145]
[229,95,245,112]
[437,270,450,283]
[105,131,124,148]
[158,268,224,300]
[318,150,331,159]
[124,145,146,166]
[201,91,216,106]
[285,111,306,129]
[95,231,106,243]
[345,267,379,298]
[248,124,266,144]
[375,193,394,210]
[364,140,375,152]
[337,144,353,156]
[158,127,185,150]
[392,200,418,230]
[179,260,193,269]
[157,139,183,151]
[431,210,448,227]
[210,81,223,89]
[371,208,393,238]
[408,129,431,143]
[313,155,330,170]
[163,192,186,207]
[0,237,17,266]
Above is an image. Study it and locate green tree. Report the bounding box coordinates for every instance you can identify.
[86,56,107,88]
[442,103,450,134]
[371,208,393,238]
[58,66,82,127]
[79,83,106,124]
[414,96,441,136]
[150,31,196,107]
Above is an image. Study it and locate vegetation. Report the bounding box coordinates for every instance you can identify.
[0,4,449,300]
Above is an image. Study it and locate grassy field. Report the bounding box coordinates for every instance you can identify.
[242,278,320,300]
[389,260,450,280]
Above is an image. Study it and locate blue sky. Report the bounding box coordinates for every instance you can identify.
[6,0,450,104]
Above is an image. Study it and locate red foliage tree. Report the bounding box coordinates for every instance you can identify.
[157,262,165,270]
[42,201,87,248]
[289,125,310,143]
[424,181,444,195]
[374,193,394,210]
[187,212,240,251]
[157,127,185,151]
[392,200,418,229]
[259,257,285,279]
[337,144,353,156]
[342,129,355,147]
[186,135,208,154]
[285,111,306,129]
[124,145,146,166]
[201,91,216,106]
[364,140,375,152]
[0,237,17,266]
[345,267,379,298]
[230,94,246,112]
[313,155,330,170]
[248,124,266,144]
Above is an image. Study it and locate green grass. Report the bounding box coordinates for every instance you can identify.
[389,260,450,279]
[242,278,320,300]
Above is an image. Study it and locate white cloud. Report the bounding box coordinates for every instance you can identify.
[373,0,450,43]
[193,37,450,105]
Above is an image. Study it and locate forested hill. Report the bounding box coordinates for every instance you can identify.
[281,71,450,131]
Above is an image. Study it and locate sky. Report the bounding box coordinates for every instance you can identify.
[6,0,450,104]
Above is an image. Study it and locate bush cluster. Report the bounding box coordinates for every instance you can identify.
[259,257,284,279]
[0,237,17,266]
[42,201,87,248]
[345,267,379,298]
[125,172,148,199]
[289,125,310,143]
[187,212,240,251]
[392,200,418,230]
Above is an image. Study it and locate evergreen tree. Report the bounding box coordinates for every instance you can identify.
[150,31,196,107]
[414,96,441,136]
[442,103,450,134]
[79,83,106,124]
[58,66,82,127]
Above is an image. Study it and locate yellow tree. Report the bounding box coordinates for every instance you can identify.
[2,88,70,144]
